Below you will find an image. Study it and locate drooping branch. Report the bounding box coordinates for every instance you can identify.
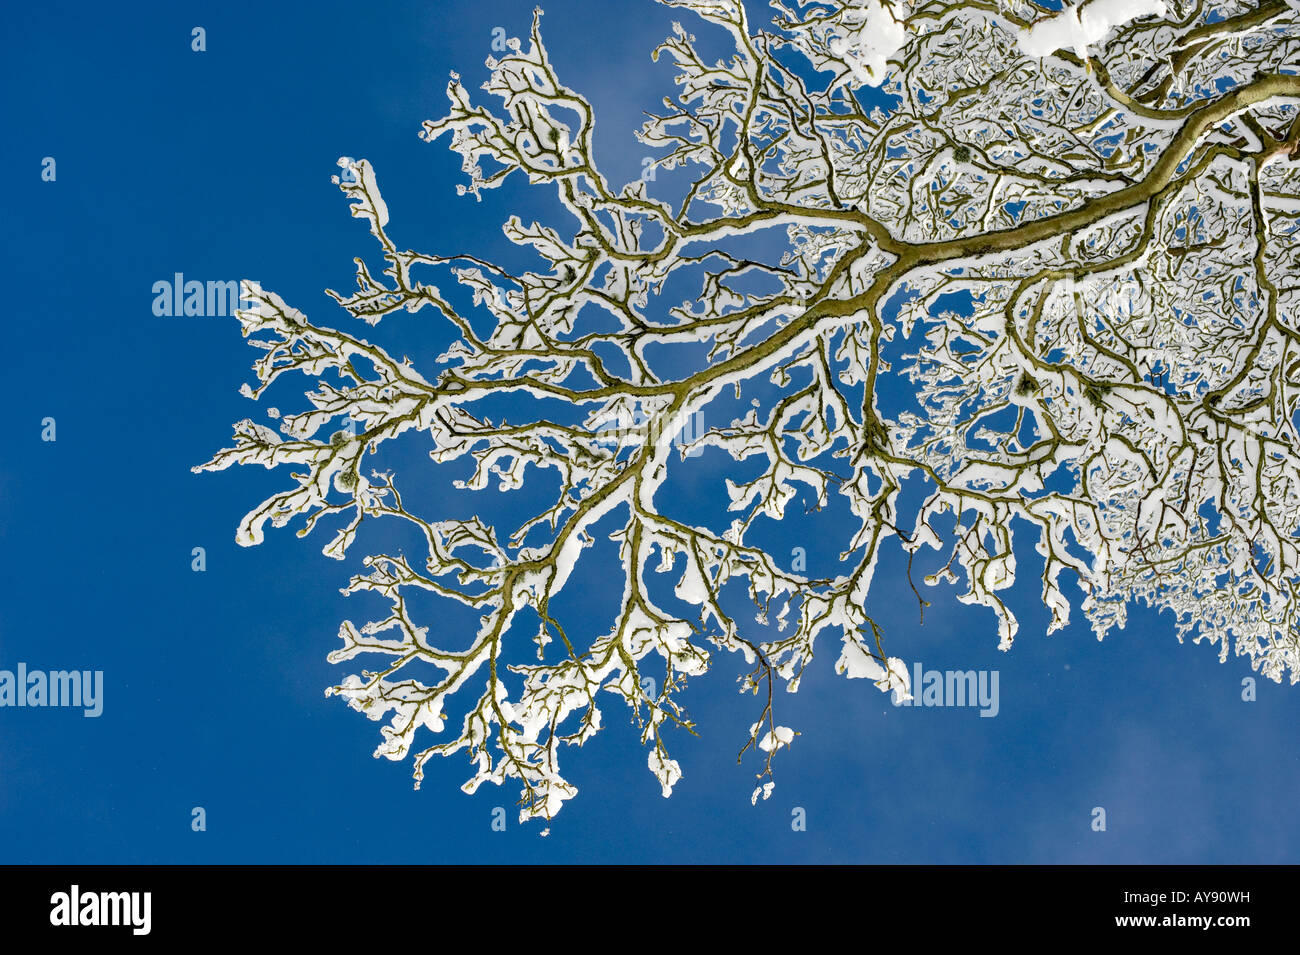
[197,0,1300,823]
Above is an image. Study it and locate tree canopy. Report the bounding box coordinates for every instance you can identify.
[198,0,1300,824]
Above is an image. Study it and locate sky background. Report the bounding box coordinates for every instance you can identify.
[1,0,1297,863]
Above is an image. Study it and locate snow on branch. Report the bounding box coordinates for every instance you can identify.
[197,0,1300,823]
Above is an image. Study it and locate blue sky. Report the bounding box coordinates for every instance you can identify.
[1,0,1298,863]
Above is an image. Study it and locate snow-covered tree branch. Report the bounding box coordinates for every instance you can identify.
[197,0,1300,824]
